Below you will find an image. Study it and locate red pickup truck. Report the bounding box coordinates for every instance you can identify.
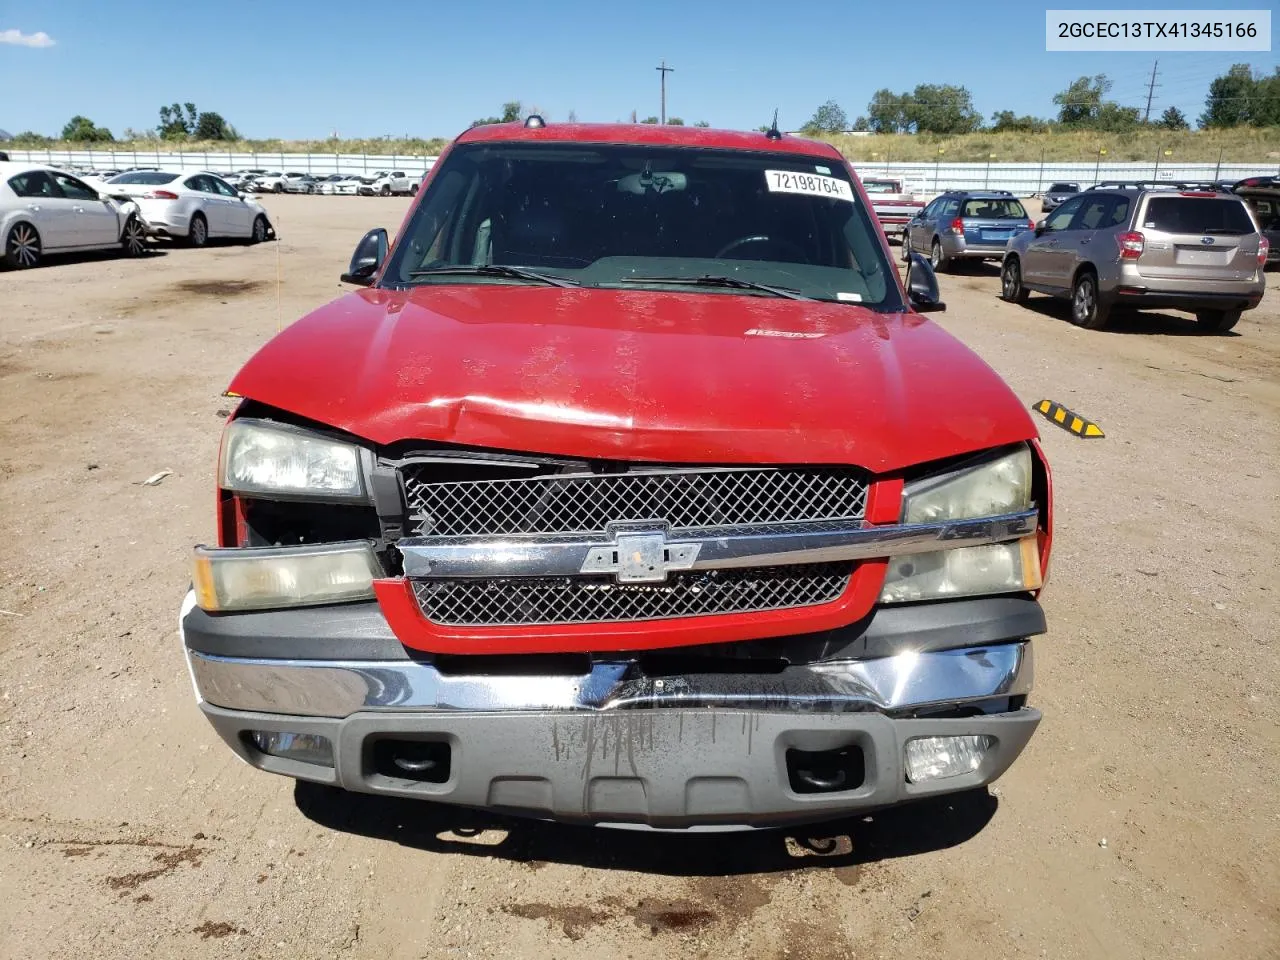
[181,121,1051,829]
[862,177,927,242]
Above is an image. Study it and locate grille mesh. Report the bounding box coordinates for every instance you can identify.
[412,564,854,626]
[400,467,868,536]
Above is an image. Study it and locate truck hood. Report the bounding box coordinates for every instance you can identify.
[228,286,1037,472]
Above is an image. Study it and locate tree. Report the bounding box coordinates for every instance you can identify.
[852,116,869,132]
[990,110,1047,133]
[471,101,525,127]
[666,117,685,125]
[1158,106,1189,130]
[567,108,578,122]
[13,130,54,145]
[693,120,711,127]
[641,116,660,124]
[1053,75,1109,125]
[1095,102,1141,132]
[907,84,981,134]
[61,115,114,142]
[1200,64,1256,128]
[1255,67,1280,127]
[195,110,236,140]
[801,99,849,134]
[158,102,198,139]
[866,89,912,133]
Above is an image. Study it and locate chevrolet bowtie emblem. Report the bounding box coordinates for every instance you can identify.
[579,525,701,583]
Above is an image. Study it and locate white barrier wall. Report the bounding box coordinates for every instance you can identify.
[2,149,1277,195]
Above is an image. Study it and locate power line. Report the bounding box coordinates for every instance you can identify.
[1143,59,1160,121]
[655,60,674,125]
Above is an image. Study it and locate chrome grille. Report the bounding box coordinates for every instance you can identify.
[400,466,868,537]
[412,564,853,626]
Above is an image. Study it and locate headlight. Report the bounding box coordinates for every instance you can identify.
[220,419,366,499]
[882,446,1040,603]
[192,541,381,612]
[902,446,1031,523]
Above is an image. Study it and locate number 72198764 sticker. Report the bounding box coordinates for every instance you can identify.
[764,170,854,201]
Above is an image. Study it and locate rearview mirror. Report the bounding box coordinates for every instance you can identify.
[341,228,388,286]
[905,252,946,313]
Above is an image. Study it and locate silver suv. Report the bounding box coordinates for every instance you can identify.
[1000,188,1268,332]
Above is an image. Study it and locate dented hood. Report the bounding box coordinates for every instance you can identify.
[228,286,1037,472]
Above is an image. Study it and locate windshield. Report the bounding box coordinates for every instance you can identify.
[108,171,180,185]
[960,198,1028,219]
[1246,197,1279,229]
[383,142,897,307]
[1141,196,1255,235]
[1048,183,1078,193]
[862,180,902,194]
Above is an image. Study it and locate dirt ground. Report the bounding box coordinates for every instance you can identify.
[1,195,1277,960]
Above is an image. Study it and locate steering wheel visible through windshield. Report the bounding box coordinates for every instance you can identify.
[383,142,899,308]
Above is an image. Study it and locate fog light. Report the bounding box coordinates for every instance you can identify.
[246,730,334,767]
[904,735,994,783]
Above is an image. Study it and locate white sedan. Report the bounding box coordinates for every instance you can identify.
[332,175,363,196]
[103,170,273,246]
[1,161,149,269]
[313,174,348,195]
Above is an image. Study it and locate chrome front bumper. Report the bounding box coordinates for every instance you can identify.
[181,591,1040,828]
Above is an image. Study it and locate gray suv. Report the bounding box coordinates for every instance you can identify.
[1000,188,1267,332]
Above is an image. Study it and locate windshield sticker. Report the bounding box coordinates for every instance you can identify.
[764,170,854,202]
[836,292,863,302]
[815,165,832,174]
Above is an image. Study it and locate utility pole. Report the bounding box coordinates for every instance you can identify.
[1143,59,1160,122]
[656,60,674,124]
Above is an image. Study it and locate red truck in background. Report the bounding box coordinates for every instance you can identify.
[862,177,927,242]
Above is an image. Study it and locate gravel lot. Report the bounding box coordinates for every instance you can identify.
[1,195,1276,960]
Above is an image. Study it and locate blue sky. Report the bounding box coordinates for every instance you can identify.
[1,0,1276,139]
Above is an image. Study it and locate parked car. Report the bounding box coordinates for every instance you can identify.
[860,177,925,241]
[1039,182,1080,213]
[1,161,149,268]
[250,171,308,193]
[313,174,347,195]
[1233,176,1280,267]
[1001,187,1267,332]
[102,170,273,245]
[281,172,319,194]
[181,120,1052,829]
[332,175,363,196]
[368,170,415,196]
[357,171,415,196]
[903,190,1035,270]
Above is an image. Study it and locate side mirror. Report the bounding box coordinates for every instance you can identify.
[237,191,248,199]
[341,227,388,286]
[904,252,946,313]
[1034,219,1048,235]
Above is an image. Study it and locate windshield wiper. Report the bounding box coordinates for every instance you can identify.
[619,275,812,301]
[407,264,579,287]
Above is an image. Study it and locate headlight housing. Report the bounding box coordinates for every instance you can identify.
[220,419,366,500]
[902,447,1031,524]
[881,446,1041,604]
[192,541,381,612]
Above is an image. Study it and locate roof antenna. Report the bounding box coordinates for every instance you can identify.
[765,109,782,140]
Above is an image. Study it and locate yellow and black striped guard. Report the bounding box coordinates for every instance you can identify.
[1033,399,1104,438]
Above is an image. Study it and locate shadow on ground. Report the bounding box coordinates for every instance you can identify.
[10,246,169,270]
[294,781,997,876]
[1016,297,1241,337]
